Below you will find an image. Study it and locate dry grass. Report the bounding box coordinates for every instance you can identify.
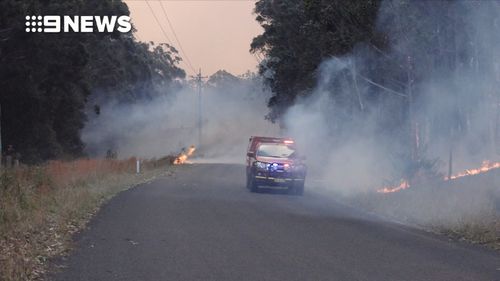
[437,219,500,250]
[347,170,500,250]
[0,158,171,281]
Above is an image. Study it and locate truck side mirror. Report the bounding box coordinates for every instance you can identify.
[247,152,255,158]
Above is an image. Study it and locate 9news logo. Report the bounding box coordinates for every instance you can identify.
[25,15,132,33]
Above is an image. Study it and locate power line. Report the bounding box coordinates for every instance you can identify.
[144,0,196,75]
[158,1,197,74]
[252,53,262,65]
[144,1,174,47]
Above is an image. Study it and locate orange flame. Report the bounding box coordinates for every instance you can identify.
[173,145,196,165]
[377,160,500,194]
[447,160,500,180]
[377,180,410,193]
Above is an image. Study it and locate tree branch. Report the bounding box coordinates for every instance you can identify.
[358,74,407,98]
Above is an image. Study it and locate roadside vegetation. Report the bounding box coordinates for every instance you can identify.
[348,171,500,250]
[0,158,172,281]
[0,0,184,163]
[253,0,500,249]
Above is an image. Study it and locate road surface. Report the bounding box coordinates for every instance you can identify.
[52,164,500,281]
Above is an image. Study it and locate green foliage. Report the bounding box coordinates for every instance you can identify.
[251,0,381,121]
[0,0,185,163]
[252,0,500,179]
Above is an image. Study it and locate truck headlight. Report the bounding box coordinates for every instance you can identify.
[255,161,269,170]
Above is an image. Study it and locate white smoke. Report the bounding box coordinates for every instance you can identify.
[281,1,500,228]
[82,73,279,162]
[283,57,395,195]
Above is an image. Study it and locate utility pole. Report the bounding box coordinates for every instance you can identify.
[190,69,207,148]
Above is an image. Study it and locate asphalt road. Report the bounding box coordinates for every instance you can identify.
[52,164,500,281]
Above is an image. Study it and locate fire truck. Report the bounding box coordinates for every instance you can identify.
[246,136,307,195]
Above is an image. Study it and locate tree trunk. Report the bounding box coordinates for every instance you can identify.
[407,56,417,163]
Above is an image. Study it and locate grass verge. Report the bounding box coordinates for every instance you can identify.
[347,171,500,250]
[436,219,500,249]
[0,157,173,281]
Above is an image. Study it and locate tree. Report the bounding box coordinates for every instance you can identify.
[0,0,185,162]
[251,0,381,122]
[251,0,500,182]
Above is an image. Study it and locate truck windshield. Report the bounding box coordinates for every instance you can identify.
[256,144,296,158]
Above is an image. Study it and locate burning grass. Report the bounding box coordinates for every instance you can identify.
[0,158,170,281]
[378,160,500,193]
[448,161,500,180]
[357,169,500,250]
[173,145,196,165]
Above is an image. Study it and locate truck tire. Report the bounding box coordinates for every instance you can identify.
[248,173,259,193]
[250,182,259,193]
[246,175,251,190]
[290,182,304,196]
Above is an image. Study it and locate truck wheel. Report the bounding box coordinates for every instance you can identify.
[248,173,259,193]
[290,182,304,196]
[246,175,251,189]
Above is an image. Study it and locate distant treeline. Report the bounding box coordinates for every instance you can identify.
[0,0,185,163]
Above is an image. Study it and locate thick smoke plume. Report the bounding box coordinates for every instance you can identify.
[284,58,396,194]
[282,1,500,227]
[83,72,278,162]
[285,1,500,189]
[83,1,500,229]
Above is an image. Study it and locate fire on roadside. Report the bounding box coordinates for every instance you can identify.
[173,145,196,165]
[447,160,500,180]
[377,180,410,194]
[377,160,500,193]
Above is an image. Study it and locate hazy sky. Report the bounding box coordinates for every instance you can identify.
[124,0,261,76]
